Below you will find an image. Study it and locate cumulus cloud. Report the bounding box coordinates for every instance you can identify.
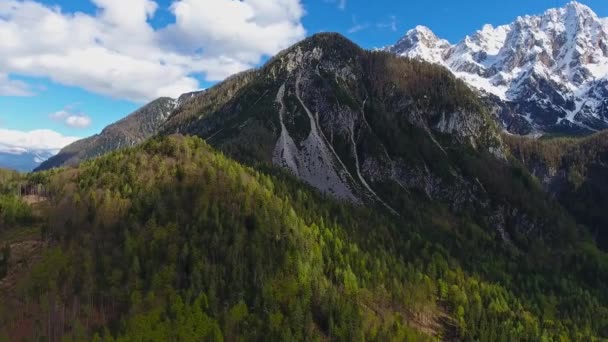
[50,109,92,129]
[0,128,80,154]
[65,115,92,129]
[0,0,306,102]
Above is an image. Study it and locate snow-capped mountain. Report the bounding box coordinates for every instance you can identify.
[0,148,55,172]
[388,1,608,134]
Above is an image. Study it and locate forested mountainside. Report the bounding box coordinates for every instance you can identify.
[506,131,608,249]
[1,136,608,341]
[36,97,177,171]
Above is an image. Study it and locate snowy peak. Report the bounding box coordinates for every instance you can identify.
[405,25,444,44]
[564,1,597,17]
[388,1,608,134]
[388,25,450,64]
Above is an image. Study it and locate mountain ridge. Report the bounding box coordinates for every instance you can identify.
[35,91,205,171]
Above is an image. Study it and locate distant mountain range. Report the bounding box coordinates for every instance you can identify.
[387,1,608,135]
[0,149,54,172]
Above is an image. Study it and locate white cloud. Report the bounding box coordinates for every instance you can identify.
[348,24,368,34]
[0,0,306,102]
[0,73,33,96]
[49,110,67,121]
[0,128,80,154]
[65,115,92,129]
[50,109,93,129]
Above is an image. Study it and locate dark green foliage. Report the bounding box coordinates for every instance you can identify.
[364,50,484,115]
[506,131,608,249]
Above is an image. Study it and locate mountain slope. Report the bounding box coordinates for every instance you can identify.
[506,131,608,248]
[388,1,608,134]
[35,92,203,171]
[162,33,504,209]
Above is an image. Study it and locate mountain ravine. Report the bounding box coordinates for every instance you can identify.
[506,131,608,249]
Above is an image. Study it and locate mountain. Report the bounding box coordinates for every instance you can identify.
[387,1,608,135]
[35,91,204,171]
[0,149,54,172]
[506,131,608,248]
[162,33,505,207]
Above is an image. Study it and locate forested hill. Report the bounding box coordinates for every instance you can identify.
[1,135,607,340]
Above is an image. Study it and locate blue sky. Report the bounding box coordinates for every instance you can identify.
[0,0,607,149]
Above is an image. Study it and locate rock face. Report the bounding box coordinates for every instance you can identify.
[387,1,608,135]
[36,92,204,171]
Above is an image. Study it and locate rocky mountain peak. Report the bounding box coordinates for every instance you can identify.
[389,25,450,64]
[404,25,443,44]
[387,2,608,134]
[564,1,596,16]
